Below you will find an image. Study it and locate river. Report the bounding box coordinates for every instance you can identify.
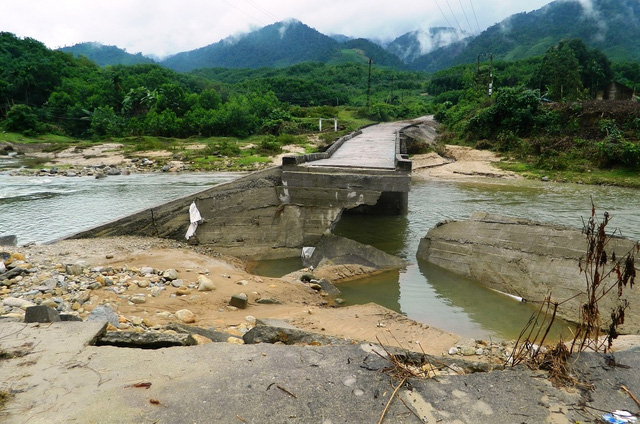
[2,160,640,340]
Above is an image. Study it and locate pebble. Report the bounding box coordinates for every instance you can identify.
[130,294,147,304]
[227,337,244,345]
[136,280,150,288]
[171,279,184,288]
[175,309,196,323]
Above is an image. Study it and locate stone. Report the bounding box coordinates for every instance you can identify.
[448,347,459,355]
[136,280,150,288]
[0,235,17,246]
[140,266,155,275]
[66,264,84,276]
[192,334,213,345]
[59,313,83,322]
[229,293,248,309]
[197,275,216,292]
[243,325,350,346]
[460,346,477,356]
[2,297,35,309]
[255,297,282,305]
[97,331,196,348]
[130,294,147,304]
[164,322,236,343]
[74,291,91,305]
[176,287,190,296]
[175,309,196,324]
[236,279,248,286]
[227,337,244,345]
[87,305,120,328]
[162,269,178,280]
[171,279,184,288]
[24,305,61,323]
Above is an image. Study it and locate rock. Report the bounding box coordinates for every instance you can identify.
[24,305,61,323]
[192,334,213,345]
[448,347,459,355]
[255,297,281,305]
[96,331,196,348]
[229,293,248,309]
[243,324,351,346]
[197,275,216,292]
[74,291,91,305]
[59,313,83,322]
[171,279,184,288]
[136,280,150,288]
[164,322,234,343]
[316,279,341,296]
[130,294,146,304]
[162,269,178,280]
[140,266,155,275]
[66,264,84,276]
[176,287,190,296]
[2,297,35,309]
[227,337,244,345]
[460,346,477,356]
[86,305,120,328]
[236,279,248,286]
[175,309,196,324]
[0,235,17,246]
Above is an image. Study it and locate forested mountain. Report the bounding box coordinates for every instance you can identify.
[161,20,339,72]
[58,42,156,67]
[408,0,640,71]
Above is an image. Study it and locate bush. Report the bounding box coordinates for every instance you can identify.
[4,104,39,134]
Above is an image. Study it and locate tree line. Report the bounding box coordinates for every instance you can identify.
[0,32,431,139]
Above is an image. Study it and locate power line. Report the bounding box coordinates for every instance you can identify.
[242,0,280,22]
[443,0,465,34]
[433,0,455,31]
[219,0,268,27]
[468,0,482,33]
[458,0,474,34]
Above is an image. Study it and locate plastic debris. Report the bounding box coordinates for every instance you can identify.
[185,201,202,240]
[602,410,638,424]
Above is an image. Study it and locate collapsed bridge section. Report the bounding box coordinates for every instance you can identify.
[69,122,412,259]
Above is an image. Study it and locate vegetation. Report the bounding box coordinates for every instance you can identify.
[0,32,431,148]
[431,38,640,186]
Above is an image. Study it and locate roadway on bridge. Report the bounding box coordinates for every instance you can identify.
[305,121,408,170]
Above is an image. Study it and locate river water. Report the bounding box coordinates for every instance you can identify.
[2,157,640,340]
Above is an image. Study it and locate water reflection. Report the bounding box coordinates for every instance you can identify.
[333,269,401,313]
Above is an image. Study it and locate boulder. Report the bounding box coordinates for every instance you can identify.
[229,293,248,309]
[417,212,640,333]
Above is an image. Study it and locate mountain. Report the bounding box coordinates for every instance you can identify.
[334,38,405,68]
[58,42,156,67]
[161,20,339,72]
[388,27,467,64]
[406,0,640,72]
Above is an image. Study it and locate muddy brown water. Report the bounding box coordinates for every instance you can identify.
[3,168,640,340]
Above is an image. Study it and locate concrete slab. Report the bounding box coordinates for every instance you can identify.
[1,322,639,424]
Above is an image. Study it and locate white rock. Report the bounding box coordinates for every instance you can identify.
[2,297,35,309]
[130,294,146,304]
[163,269,178,280]
[448,347,459,355]
[197,275,216,292]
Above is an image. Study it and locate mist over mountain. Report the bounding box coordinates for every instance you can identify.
[58,0,640,73]
[58,42,156,67]
[407,0,640,71]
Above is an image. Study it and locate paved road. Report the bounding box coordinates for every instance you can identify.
[306,122,408,170]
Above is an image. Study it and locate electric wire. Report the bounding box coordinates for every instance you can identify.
[443,0,465,34]
[218,0,268,27]
[468,0,482,33]
[458,0,474,34]
[242,0,280,22]
[433,0,455,31]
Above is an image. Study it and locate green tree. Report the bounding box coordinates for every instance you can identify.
[4,104,39,134]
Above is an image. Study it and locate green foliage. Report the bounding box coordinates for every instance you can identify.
[4,104,39,134]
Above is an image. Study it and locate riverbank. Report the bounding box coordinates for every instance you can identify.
[1,236,468,356]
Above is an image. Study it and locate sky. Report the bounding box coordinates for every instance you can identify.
[1,0,558,59]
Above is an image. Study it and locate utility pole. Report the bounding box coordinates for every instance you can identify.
[477,53,494,96]
[367,58,372,109]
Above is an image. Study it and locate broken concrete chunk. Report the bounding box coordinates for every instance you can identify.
[229,293,248,309]
[24,305,61,323]
[96,331,196,348]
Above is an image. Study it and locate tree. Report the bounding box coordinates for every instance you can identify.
[537,42,583,101]
[4,104,39,134]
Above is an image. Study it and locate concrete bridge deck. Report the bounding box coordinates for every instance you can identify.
[304,122,408,170]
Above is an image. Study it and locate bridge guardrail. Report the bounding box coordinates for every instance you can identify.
[282,131,362,166]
